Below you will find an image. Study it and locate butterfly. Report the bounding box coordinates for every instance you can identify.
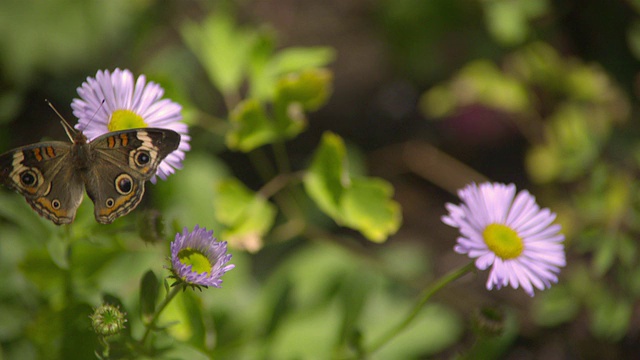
[0,119,180,225]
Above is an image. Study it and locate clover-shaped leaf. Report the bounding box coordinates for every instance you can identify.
[304,132,348,219]
[341,178,402,242]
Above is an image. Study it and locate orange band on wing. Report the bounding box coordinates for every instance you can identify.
[30,198,72,224]
[33,148,43,162]
[45,146,56,158]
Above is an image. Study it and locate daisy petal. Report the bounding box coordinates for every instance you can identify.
[72,68,189,180]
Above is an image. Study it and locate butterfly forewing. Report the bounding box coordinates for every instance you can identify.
[0,142,84,224]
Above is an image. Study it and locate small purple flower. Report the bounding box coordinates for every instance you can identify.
[442,182,566,296]
[71,68,190,182]
[169,226,234,289]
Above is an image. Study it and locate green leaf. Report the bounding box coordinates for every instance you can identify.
[161,342,211,360]
[341,177,402,243]
[589,294,632,341]
[627,20,640,61]
[226,99,277,152]
[213,178,277,251]
[140,270,160,323]
[19,249,66,308]
[161,290,205,344]
[154,153,230,229]
[337,272,374,350]
[304,132,402,242]
[484,0,529,46]
[532,285,580,326]
[181,11,256,93]
[304,132,348,219]
[592,234,617,276]
[247,32,278,100]
[271,47,336,75]
[271,69,333,141]
[46,233,70,270]
[227,68,333,152]
[275,68,333,112]
[249,46,335,101]
[617,233,637,268]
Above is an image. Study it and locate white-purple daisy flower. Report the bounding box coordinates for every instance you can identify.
[71,68,190,182]
[442,182,566,296]
[169,226,235,289]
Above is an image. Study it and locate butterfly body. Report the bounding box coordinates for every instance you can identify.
[0,128,180,225]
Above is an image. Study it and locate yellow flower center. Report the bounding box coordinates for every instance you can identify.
[108,109,148,131]
[178,248,212,274]
[482,223,523,259]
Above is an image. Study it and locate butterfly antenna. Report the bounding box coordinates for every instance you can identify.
[46,99,76,141]
[83,99,105,130]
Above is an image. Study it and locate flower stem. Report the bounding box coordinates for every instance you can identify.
[98,335,110,359]
[272,140,291,174]
[140,283,185,347]
[366,261,476,354]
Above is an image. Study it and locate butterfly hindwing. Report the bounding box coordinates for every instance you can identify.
[85,128,180,224]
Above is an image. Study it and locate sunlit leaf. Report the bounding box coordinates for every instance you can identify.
[270,47,336,75]
[161,290,205,344]
[304,132,401,242]
[483,0,528,45]
[341,178,402,243]
[154,154,229,230]
[304,132,348,219]
[181,11,256,93]
[226,99,276,152]
[275,68,333,112]
[250,46,335,100]
[272,68,333,141]
[227,69,333,152]
[419,84,457,118]
[214,179,276,252]
[482,0,549,46]
[525,145,561,184]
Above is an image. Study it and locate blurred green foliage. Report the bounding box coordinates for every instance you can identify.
[1,0,640,359]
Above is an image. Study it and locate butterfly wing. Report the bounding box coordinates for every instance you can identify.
[0,142,84,225]
[85,128,180,224]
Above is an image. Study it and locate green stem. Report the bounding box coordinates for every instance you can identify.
[98,335,110,359]
[249,148,277,183]
[272,140,291,175]
[258,171,304,199]
[366,261,476,354]
[140,283,185,346]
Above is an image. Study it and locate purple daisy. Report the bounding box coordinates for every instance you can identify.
[169,226,235,288]
[71,68,190,182]
[442,182,566,296]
